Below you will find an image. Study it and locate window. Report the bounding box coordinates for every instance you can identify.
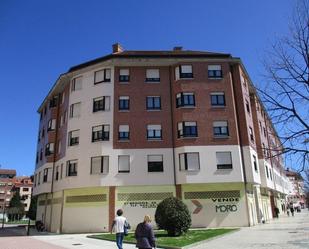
[69,102,81,118]
[40,149,43,160]
[263,127,266,137]
[94,69,111,84]
[179,153,200,171]
[49,96,58,108]
[47,119,56,131]
[253,155,258,172]
[118,155,130,173]
[38,172,41,185]
[92,125,110,142]
[93,96,110,112]
[208,65,222,78]
[119,96,130,110]
[61,92,65,104]
[91,156,109,174]
[57,140,61,155]
[179,65,193,79]
[119,69,130,82]
[146,69,160,82]
[178,122,197,138]
[55,166,59,181]
[42,128,45,138]
[60,163,63,179]
[210,92,225,107]
[249,127,254,141]
[45,143,54,156]
[213,121,229,137]
[147,125,162,140]
[148,155,163,172]
[66,160,78,176]
[23,187,29,192]
[246,100,250,113]
[119,125,129,140]
[36,152,39,164]
[176,93,195,107]
[265,165,269,178]
[71,77,82,91]
[68,130,79,146]
[216,152,232,169]
[43,168,48,182]
[146,96,161,110]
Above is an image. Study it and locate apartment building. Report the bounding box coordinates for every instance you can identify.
[13,177,33,211]
[33,44,290,233]
[0,169,16,212]
[285,169,305,208]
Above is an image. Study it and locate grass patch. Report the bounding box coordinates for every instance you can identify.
[5,220,35,225]
[89,228,237,248]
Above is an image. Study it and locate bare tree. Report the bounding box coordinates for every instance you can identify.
[259,0,309,171]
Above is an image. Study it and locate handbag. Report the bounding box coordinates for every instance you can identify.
[124,220,131,236]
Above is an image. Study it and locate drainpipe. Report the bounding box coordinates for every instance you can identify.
[230,64,251,227]
[168,66,178,191]
[49,93,61,232]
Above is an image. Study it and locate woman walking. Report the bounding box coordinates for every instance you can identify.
[135,215,156,249]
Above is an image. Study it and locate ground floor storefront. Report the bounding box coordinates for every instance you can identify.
[36,183,284,233]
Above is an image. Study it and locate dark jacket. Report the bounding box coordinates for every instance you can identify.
[135,222,156,249]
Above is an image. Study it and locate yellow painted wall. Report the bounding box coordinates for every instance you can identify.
[115,185,175,229]
[182,183,249,228]
[62,187,109,233]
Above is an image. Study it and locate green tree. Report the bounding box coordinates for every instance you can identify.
[8,191,24,221]
[27,196,37,220]
[155,197,191,236]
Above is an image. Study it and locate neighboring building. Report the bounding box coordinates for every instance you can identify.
[0,169,16,212]
[285,169,305,208]
[13,177,33,211]
[33,44,290,233]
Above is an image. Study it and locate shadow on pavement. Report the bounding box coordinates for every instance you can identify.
[0,226,52,237]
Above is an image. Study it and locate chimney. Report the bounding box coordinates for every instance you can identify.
[173,46,183,51]
[112,43,124,53]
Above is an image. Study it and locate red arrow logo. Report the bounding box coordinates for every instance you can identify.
[192,200,203,214]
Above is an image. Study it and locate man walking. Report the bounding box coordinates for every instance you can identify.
[111,209,127,249]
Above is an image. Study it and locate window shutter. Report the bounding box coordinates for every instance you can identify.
[187,153,199,171]
[148,155,163,162]
[120,69,129,76]
[213,121,227,127]
[208,65,221,71]
[216,152,232,165]
[91,157,102,174]
[147,124,161,130]
[95,70,104,82]
[118,156,130,172]
[119,125,129,132]
[181,65,192,73]
[146,69,159,79]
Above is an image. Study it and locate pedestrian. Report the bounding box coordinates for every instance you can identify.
[135,215,156,249]
[111,209,128,249]
[274,207,280,218]
[290,205,295,217]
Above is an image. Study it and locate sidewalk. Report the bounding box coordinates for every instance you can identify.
[1,210,308,249]
[190,210,309,249]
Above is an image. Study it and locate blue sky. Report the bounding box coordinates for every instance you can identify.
[0,0,293,176]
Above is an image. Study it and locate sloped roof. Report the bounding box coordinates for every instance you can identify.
[68,50,231,72]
